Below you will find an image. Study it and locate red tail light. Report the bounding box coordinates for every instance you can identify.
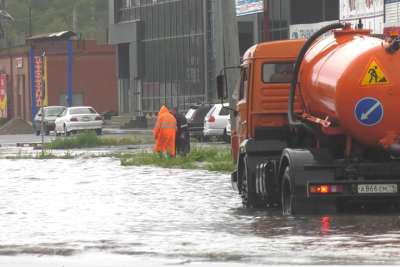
[95,116,102,121]
[70,117,78,122]
[309,184,344,194]
[208,116,215,123]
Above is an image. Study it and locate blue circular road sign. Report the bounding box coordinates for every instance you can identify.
[354,97,384,126]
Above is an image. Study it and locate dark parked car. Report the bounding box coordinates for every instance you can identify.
[186,104,212,141]
[33,106,66,135]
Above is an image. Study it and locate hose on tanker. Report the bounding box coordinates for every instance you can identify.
[288,22,346,128]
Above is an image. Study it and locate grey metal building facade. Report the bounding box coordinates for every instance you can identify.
[263,0,339,41]
[109,0,238,116]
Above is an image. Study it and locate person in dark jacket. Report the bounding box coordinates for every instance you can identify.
[172,107,190,156]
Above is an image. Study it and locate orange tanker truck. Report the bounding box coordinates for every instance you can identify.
[217,23,400,214]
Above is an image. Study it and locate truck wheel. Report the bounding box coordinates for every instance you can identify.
[281,166,294,215]
[241,156,264,208]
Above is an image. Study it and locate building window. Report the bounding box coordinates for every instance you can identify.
[265,0,290,41]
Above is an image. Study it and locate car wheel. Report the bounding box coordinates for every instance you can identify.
[222,129,230,143]
[45,129,50,136]
[35,130,40,136]
[64,125,70,136]
[95,128,102,136]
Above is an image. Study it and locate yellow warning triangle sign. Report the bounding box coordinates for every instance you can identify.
[361,60,389,86]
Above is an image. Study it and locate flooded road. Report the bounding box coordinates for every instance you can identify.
[2,157,400,266]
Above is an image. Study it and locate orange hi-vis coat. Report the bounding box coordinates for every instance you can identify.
[153,105,177,157]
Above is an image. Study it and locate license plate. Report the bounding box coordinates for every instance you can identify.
[81,117,91,121]
[357,184,398,194]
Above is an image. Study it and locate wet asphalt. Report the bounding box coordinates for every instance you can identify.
[1,155,400,266]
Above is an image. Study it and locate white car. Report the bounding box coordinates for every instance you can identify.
[55,106,103,136]
[203,103,230,139]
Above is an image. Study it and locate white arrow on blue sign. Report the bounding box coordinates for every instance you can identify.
[354,97,384,126]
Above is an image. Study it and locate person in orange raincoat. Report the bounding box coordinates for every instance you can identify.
[153,105,177,158]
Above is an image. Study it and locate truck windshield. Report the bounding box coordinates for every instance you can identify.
[262,62,294,84]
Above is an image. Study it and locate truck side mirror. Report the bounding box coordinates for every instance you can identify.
[217,74,227,99]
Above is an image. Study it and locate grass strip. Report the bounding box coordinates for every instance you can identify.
[45,131,151,149]
[120,147,234,173]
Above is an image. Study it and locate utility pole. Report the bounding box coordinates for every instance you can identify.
[40,50,46,152]
[220,0,240,128]
[72,1,78,33]
[221,0,240,95]
[28,5,32,37]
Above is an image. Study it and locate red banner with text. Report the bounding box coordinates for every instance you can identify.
[0,74,7,118]
[34,56,48,108]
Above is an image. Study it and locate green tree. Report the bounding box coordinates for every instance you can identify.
[3,0,108,47]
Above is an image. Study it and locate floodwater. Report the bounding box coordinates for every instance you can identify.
[1,157,400,266]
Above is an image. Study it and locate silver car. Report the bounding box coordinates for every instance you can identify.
[33,106,66,136]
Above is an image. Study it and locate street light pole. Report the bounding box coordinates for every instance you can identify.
[40,50,46,152]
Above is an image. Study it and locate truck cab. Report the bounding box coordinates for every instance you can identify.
[231,40,305,162]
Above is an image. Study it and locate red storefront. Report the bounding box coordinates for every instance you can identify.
[28,32,118,119]
[0,32,118,122]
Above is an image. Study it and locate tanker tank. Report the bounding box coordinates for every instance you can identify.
[298,27,400,149]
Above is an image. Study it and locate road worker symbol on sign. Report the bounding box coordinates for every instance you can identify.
[361,60,389,86]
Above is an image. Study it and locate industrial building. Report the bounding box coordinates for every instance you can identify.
[108,0,239,119]
[264,0,339,40]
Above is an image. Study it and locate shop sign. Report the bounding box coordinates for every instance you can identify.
[340,0,384,33]
[290,21,338,39]
[236,0,263,16]
[0,74,7,118]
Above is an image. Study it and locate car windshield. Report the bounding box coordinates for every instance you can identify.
[45,107,65,116]
[69,107,96,115]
